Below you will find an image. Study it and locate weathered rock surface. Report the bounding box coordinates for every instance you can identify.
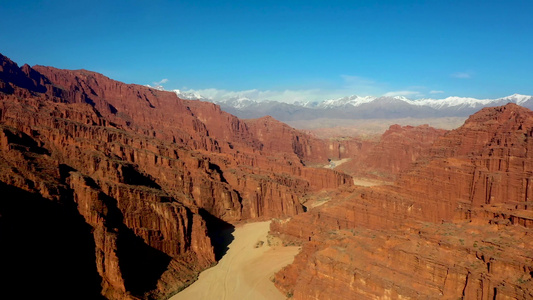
[337,124,447,180]
[272,104,533,299]
[0,53,351,299]
[243,115,365,164]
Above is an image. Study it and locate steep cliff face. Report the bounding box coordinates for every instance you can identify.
[272,104,533,299]
[0,53,351,299]
[244,116,364,164]
[30,60,350,220]
[0,97,215,299]
[398,104,533,224]
[274,218,533,299]
[337,124,447,180]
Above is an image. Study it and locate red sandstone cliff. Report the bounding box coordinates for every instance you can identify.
[336,124,447,180]
[0,53,351,299]
[271,104,533,299]
[243,115,365,164]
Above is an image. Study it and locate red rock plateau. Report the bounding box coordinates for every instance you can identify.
[272,104,533,299]
[0,53,352,300]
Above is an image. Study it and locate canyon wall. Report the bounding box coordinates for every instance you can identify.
[336,124,447,180]
[272,104,533,299]
[0,53,351,299]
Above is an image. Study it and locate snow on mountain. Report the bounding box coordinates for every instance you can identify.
[500,94,532,105]
[393,95,410,101]
[173,86,532,112]
[173,89,210,101]
[171,88,532,121]
[412,94,533,110]
[315,94,533,110]
[215,97,258,109]
[413,96,492,109]
[146,84,166,91]
[293,100,319,108]
[174,89,263,110]
[318,95,377,108]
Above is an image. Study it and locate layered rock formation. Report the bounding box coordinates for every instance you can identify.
[0,54,351,299]
[8,51,532,300]
[272,104,533,299]
[243,115,366,164]
[336,124,447,180]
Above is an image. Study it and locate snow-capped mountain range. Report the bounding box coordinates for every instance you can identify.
[173,90,533,121]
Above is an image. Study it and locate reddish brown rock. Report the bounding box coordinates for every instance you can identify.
[0,53,351,299]
[272,104,533,299]
[397,104,533,224]
[244,116,364,163]
[274,220,533,299]
[337,124,447,180]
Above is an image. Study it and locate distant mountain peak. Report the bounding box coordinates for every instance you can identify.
[501,93,532,105]
[173,89,210,101]
[392,95,410,101]
[166,88,533,122]
[318,95,377,108]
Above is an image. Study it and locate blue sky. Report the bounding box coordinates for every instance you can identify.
[1,0,532,102]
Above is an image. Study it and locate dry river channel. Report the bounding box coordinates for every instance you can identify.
[171,221,299,300]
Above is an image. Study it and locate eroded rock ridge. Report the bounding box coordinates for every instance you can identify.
[272,104,533,299]
[0,54,350,299]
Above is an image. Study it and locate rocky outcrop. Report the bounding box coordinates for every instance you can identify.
[0,53,351,299]
[0,120,216,299]
[272,104,533,299]
[397,104,533,224]
[337,124,447,180]
[274,219,533,299]
[244,116,364,164]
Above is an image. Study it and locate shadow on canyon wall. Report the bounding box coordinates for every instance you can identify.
[199,209,235,261]
[0,182,105,300]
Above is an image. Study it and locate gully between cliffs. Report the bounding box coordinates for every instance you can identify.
[0,53,351,299]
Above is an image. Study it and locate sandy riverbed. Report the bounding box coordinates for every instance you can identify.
[170,221,299,300]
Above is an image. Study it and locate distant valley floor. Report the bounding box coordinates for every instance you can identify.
[286,117,466,138]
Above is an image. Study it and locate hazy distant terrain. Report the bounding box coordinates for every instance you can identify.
[285,117,467,138]
[175,92,533,127]
[189,94,530,138]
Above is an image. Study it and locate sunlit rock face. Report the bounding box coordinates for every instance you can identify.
[272,104,533,299]
[0,53,351,299]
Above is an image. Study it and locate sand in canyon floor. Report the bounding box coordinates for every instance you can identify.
[171,221,299,300]
[352,178,392,187]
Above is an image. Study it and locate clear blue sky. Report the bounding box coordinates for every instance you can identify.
[1,0,532,101]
